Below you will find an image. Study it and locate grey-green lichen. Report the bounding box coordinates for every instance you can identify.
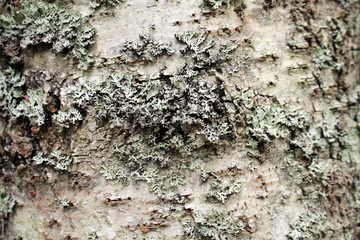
[16,88,47,126]
[0,186,15,235]
[89,0,125,9]
[131,167,183,196]
[0,0,95,69]
[175,29,237,69]
[284,110,346,239]
[291,109,340,158]
[307,158,331,182]
[245,104,307,142]
[310,4,359,88]
[141,235,166,240]
[0,0,358,239]
[0,68,26,120]
[52,107,83,129]
[287,206,326,240]
[183,208,244,240]
[87,231,99,240]
[312,43,333,71]
[63,28,242,195]
[202,0,230,11]
[59,199,70,209]
[70,70,240,195]
[243,103,307,156]
[0,68,47,126]
[33,151,72,171]
[201,0,246,17]
[241,101,341,160]
[116,34,175,63]
[100,165,128,182]
[292,125,326,158]
[204,174,241,204]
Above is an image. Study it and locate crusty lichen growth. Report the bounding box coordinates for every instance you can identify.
[16,88,47,126]
[0,68,47,126]
[0,0,358,239]
[175,29,237,69]
[291,109,340,158]
[201,0,246,17]
[141,235,166,240]
[287,206,326,240]
[70,70,242,195]
[115,34,175,64]
[87,230,99,240]
[0,0,95,69]
[245,104,307,141]
[0,186,15,235]
[89,0,125,9]
[100,165,128,182]
[183,208,244,240]
[206,176,241,204]
[241,103,308,157]
[52,107,83,129]
[202,170,241,204]
[33,151,72,171]
[202,0,230,11]
[0,68,25,120]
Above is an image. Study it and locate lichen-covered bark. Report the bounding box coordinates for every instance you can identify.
[0,0,359,239]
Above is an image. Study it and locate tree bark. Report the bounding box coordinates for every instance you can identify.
[0,0,359,239]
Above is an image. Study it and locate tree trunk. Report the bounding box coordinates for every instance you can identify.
[0,0,359,239]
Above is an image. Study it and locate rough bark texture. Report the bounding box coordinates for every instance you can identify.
[0,0,359,239]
